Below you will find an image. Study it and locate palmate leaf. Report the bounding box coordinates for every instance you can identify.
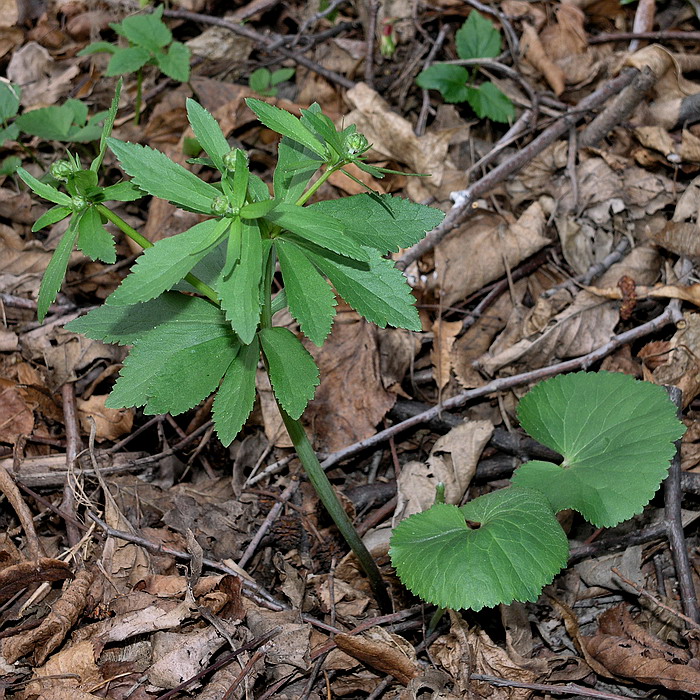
[390,487,568,611]
[106,218,230,306]
[105,297,239,415]
[259,326,319,419]
[512,372,686,528]
[307,194,444,253]
[186,98,230,172]
[306,247,421,331]
[276,239,336,346]
[108,138,219,213]
[37,217,79,322]
[213,337,260,446]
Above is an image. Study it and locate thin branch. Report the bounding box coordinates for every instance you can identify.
[364,0,380,88]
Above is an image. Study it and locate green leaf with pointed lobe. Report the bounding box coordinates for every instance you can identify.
[186,99,229,172]
[213,337,260,446]
[107,138,219,213]
[416,64,470,103]
[390,487,568,611]
[17,168,72,206]
[512,371,686,528]
[246,98,328,159]
[37,217,79,322]
[259,326,319,419]
[105,47,151,76]
[118,9,171,51]
[276,239,336,346]
[157,42,190,82]
[306,247,421,331]
[32,205,71,232]
[456,11,502,60]
[307,194,444,253]
[77,206,116,263]
[466,82,514,123]
[106,218,230,306]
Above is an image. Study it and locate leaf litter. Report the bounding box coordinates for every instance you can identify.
[1,1,700,698]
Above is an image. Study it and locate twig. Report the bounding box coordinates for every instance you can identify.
[364,0,380,88]
[292,0,349,44]
[61,383,83,548]
[0,465,44,561]
[321,302,683,470]
[397,68,639,270]
[415,25,450,136]
[664,386,700,624]
[589,30,700,44]
[628,0,655,52]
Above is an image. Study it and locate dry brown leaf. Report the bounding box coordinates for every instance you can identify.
[335,627,420,685]
[0,558,72,603]
[520,22,565,95]
[2,568,94,664]
[256,368,292,447]
[304,309,395,453]
[29,640,102,697]
[0,377,34,444]
[430,318,462,390]
[378,328,418,395]
[76,394,133,442]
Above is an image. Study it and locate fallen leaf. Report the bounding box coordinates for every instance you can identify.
[431,318,462,390]
[0,558,72,603]
[77,394,133,442]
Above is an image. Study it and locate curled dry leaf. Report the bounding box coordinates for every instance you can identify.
[520,22,565,95]
[0,557,72,603]
[2,568,94,664]
[430,318,462,391]
[29,639,102,697]
[76,394,133,442]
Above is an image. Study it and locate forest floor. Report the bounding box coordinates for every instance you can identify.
[1,0,700,698]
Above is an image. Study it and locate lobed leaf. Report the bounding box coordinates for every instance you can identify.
[77,206,116,263]
[259,326,320,419]
[466,82,514,123]
[157,41,191,82]
[118,9,172,51]
[512,371,686,527]
[416,65,470,103]
[105,47,151,76]
[390,487,568,611]
[17,168,72,206]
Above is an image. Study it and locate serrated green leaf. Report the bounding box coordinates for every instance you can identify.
[16,105,73,140]
[217,219,263,344]
[299,108,345,156]
[466,82,514,123]
[105,47,152,76]
[37,217,79,322]
[65,292,206,345]
[266,203,368,262]
[273,138,321,203]
[213,337,259,446]
[246,98,328,159]
[249,68,272,93]
[0,81,21,122]
[32,205,71,232]
[106,218,230,305]
[101,181,144,201]
[276,239,336,346]
[270,67,295,86]
[77,206,116,263]
[390,487,568,611]
[78,41,118,56]
[108,138,219,213]
[119,10,171,51]
[307,194,444,253]
[456,11,502,60]
[259,326,319,419]
[241,199,277,219]
[416,64,470,103]
[106,300,238,415]
[92,78,122,172]
[17,168,72,206]
[157,41,191,82]
[512,371,686,528]
[306,247,421,331]
[186,99,229,172]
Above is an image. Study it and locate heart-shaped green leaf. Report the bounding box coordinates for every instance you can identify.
[390,486,568,611]
[512,371,685,527]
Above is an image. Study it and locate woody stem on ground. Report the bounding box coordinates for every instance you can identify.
[95,204,219,303]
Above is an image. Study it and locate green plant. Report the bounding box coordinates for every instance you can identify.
[79,5,191,124]
[390,371,685,611]
[20,84,444,610]
[248,67,296,97]
[416,11,515,123]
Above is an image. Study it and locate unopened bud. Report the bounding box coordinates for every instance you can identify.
[211,196,229,215]
[51,160,74,181]
[222,148,248,172]
[344,132,369,156]
[71,195,88,212]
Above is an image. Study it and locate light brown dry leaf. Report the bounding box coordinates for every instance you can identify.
[29,640,102,698]
[256,368,292,448]
[431,318,462,390]
[520,22,565,95]
[431,610,539,699]
[304,309,395,453]
[681,129,700,163]
[635,125,676,157]
[0,558,72,603]
[586,281,700,308]
[2,568,94,664]
[0,377,34,444]
[501,602,549,674]
[672,171,700,222]
[653,221,700,261]
[378,327,418,395]
[0,223,53,276]
[394,420,493,521]
[7,41,79,108]
[76,394,133,442]
[186,14,254,62]
[335,627,420,685]
[0,326,19,351]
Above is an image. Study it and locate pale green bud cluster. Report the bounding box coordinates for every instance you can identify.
[222,148,249,172]
[344,132,369,156]
[51,160,75,181]
[211,195,240,217]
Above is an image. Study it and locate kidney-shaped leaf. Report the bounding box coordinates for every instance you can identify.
[512,371,685,528]
[390,487,568,611]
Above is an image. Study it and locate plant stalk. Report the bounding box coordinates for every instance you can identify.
[278,407,393,613]
[96,204,219,303]
[295,163,343,206]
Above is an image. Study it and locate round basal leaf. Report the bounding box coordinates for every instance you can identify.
[513,371,685,528]
[390,487,568,611]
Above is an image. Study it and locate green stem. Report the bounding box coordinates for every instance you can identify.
[260,246,276,329]
[134,69,143,126]
[279,408,392,613]
[96,204,219,304]
[295,163,344,206]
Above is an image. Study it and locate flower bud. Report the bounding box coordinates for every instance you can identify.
[344,132,369,156]
[222,148,248,172]
[71,195,88,212]
[211,196,229,215]
[51,160,74,181]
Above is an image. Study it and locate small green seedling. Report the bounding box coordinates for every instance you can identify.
[21,85,444,610]
[248,67,296,97]
[416,11,515,123]
[390,371,685,611]
[79,5,191,124]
